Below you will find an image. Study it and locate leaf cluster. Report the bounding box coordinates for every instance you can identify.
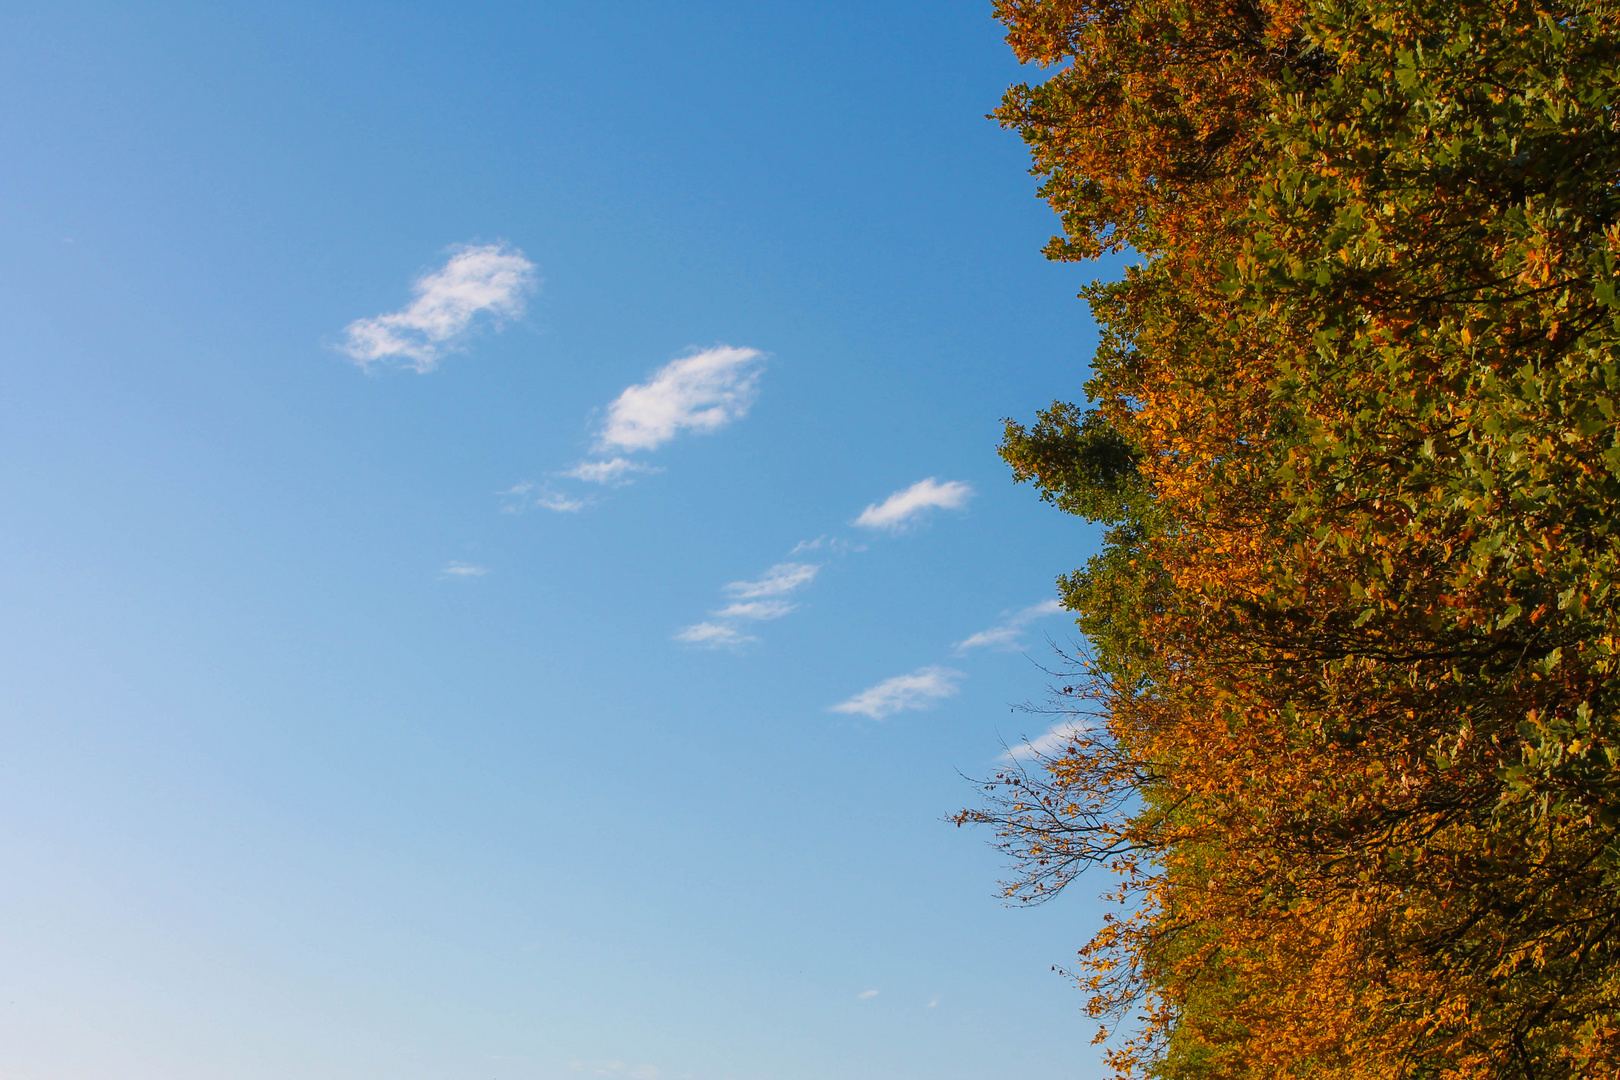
[967,1,1620,1076]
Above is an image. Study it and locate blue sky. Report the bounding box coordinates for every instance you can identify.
[0,3,1123,1077]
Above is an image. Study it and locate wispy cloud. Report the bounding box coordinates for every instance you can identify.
[790,535,865,556]
[858,989,879,999]
[675,622,757,648]
[341,243,537,372]
[724,562,819,599]
[562,458,662,485]
[1003,721,1089,760]
[854,478,973,532]
[955,599,1066,653]
[676,561,819,648]
[713,600,796,621]
[439,561,488,578]
[507,345,763,514]
[500,481,586,514]
[598,346,764,452]
[831,666,963,720]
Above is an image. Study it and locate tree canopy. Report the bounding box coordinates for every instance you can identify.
[964,0,1620,1075]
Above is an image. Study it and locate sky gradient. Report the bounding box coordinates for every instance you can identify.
[0,3,1124,1077]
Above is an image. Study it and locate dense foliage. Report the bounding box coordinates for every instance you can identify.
[962,1,1620,1075]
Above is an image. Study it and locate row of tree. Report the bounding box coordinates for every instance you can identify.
[962,0,1620,1075]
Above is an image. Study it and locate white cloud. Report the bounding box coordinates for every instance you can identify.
[955,599,1066,653]
[831,666,963,720]
[714,600,796,621]
[675,622,757,648]
[1003,721,1090,761]
[858,990,879,999]
[790,535,866,556]
[439,561,488,578]
[341,243,537,372]
[598,346,764,452]
[675,563,816,648]
[724,562,819,599]
[954,625,1022,651]
[926,998,939,1008]
[500,481,586,514]
[854,478,973,532]
[562,458,662,485]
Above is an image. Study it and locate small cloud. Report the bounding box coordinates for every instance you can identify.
[832,666,963,720]
[926,998,939,1008]
[563,458,662,485]
[713,600,796,621]
[676,563,815,648]
[854,478,973,532]
[953,625,1021,651]
[598,346,764,453]
[1003,721,1090,761]
[341,242,537,372]
[439,561,488,578]
[955,599,1066,654]
[858,989,879,999]
[500,481,587,514]
[790,535,865,556]
[724,562,819,599]
[675,622,757,648]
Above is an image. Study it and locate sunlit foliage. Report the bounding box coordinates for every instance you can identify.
[963,1,1620,1075]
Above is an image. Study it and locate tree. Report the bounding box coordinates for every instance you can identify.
[964,1,1620,1075]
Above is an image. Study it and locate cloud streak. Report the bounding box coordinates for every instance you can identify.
[955,599,1065,653]
[341,243,537,372]
[713,600,796,621]
[854,478,973,532]
[438,561,488,578]
[598,346,764,452]
[789,535,864,556]
[677,562,820,647]
[1004,721,1089,761]
[674,622,757,648]
[562,458,662,485]
[831,666,963,720]
[724,562,820,599]
[500,481,586,514]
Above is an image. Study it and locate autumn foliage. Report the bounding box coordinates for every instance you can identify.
[962,0,1620,1075]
